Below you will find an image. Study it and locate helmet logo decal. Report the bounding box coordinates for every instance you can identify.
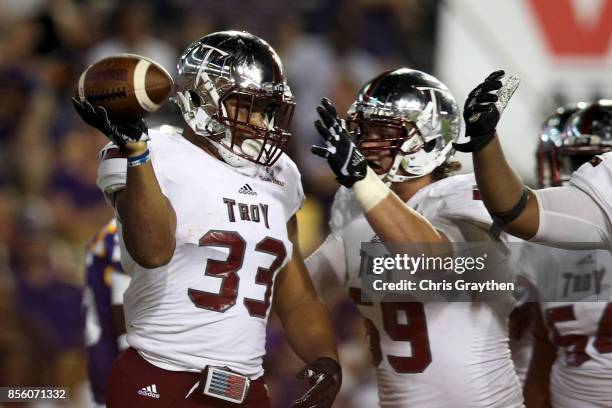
[195,45,230,106]
[416,86,443,133]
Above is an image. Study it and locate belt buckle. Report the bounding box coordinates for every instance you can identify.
[202,366,250,404]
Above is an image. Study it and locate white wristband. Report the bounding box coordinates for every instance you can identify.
[352,167,390,212]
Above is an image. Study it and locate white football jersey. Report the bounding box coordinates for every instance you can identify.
[322,174,523,408]
[570,152,612,223]
[533,152,612,249]
[97,127,304,377]
[520,245,612,408]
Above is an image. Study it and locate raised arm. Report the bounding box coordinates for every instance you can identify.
[73,99,176,267]
[114,141,176,268]
[454,71,540,239]
[472,136,540,239]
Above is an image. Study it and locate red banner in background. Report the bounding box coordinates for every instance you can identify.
[528,0,612,57]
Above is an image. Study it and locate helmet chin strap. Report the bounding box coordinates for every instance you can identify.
[216,132,263,169]
[176,87,274,171]
[178,94,262,170]
[382,135,454,184]
[216,100,264,169]
[383,137,426,184]
[207,138,259,176]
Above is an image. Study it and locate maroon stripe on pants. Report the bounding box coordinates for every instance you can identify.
[106,348,270,408]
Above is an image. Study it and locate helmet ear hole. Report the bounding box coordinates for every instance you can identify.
[188,90,201,108]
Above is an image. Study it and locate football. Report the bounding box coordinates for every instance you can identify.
[76,54,173,121]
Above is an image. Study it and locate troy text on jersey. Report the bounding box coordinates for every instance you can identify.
[223,198,270,229]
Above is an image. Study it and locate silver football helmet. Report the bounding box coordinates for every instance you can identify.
[538,100,612,187]
[172,31,295,167]
[537,102,585,187]
[347,68,460,183]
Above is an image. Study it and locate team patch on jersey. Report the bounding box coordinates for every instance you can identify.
[259,167,285,186]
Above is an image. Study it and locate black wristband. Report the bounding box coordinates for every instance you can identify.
[489,188,529,237]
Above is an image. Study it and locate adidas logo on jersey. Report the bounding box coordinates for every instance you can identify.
[238,184,257,195]
[577,254,594,266]
[138,384,160,399]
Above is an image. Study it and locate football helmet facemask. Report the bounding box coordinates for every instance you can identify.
[172,30,295,167]
[347,68,460,183]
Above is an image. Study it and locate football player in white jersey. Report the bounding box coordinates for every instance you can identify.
[306,68,524,407]
[456,71,612,249]
[72,31,341,408]
[523,246,612,408]
[514,105,612,408]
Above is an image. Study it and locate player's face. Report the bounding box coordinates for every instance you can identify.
[221,93,291,141]
[222,96,267,142]
[354,121,407,174]
[215,91,294,165]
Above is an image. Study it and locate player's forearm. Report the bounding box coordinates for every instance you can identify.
[118,143,176,268]
[281,298,339,363]
[473,135,524,211]
[365,194,446,243]
[523,338,554,408]
[524,304,554,408]
[305,233,346,300]
[352,168,445,243]
[473,135,540,238]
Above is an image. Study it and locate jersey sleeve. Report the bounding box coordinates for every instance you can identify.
[285,157,305,218]
[305,189,351,298]
[419,175,495,242]
[570,152,612,216]
[110,269,131,305]
[329,187,353,232]
[97,142,128,206]
[428,217,467,243]
[96,131,170,208]
[291,179,305,218]
[532,186,611,249]
[305,231,347,299]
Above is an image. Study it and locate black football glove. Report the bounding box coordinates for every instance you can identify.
[71,97,149,149]
[453,70,504,152]
[311,98,367,187]
[292,357,342,408]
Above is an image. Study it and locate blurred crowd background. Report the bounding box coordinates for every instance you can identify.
[4,0,611,406]
[0,0,439,406]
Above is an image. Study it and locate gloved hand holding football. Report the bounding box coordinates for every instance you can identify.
[72,98,149,149]
[72,54,173,149]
